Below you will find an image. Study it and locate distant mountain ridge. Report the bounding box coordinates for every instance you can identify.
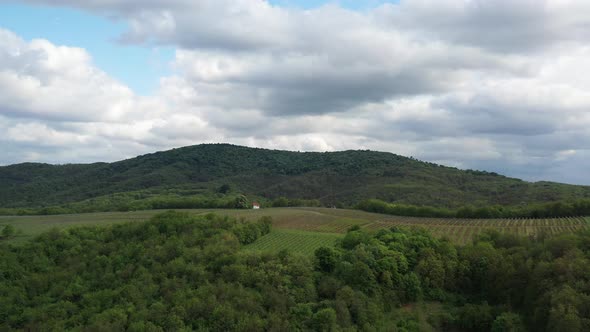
[1,143,589,208]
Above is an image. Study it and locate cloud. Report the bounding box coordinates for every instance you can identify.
[1,1,590,185]
[17,0,590,53]
[0,28,173,164]
[0,28,165,123]
[380,0,590,53]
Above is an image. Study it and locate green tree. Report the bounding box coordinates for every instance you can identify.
[492,312,525,332]
[218,184,231,194]
[548,305,581,332]
[234,195,249,209]
[402,272,422,302]
[312,308,337,331]
[272,197,289,207]
[1,225,15,238]
[315,247,339,273]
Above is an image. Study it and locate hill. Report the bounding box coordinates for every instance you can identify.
[1,143,589,208]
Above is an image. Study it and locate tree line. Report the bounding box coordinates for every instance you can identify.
[357,198,590,219]
[0,192,324,217]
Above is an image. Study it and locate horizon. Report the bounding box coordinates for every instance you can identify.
[1,1,589,185]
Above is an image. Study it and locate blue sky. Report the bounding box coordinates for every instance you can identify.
[0,3,173,95]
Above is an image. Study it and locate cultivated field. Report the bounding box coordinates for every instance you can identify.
[1,207,588,246]
[244,229,342,255]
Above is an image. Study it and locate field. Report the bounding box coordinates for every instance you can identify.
[244,229,342,255]
[1,208,589,247]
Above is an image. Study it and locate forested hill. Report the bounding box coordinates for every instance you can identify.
[1,143,589,208]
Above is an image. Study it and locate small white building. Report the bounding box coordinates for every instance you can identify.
[252,202,261,209]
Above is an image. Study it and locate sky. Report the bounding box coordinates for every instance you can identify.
[0,0,589,185]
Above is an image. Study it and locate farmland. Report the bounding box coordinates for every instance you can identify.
[1,207,588,246]
[244,229,342,255]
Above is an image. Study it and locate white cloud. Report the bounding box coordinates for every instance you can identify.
[1,1,590,184]
[0,29,166,122]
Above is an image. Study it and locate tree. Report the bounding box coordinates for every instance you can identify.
[402,273,422,302]
[315,247,339,273]
[548,305,581,332]
[218,184,231,194]
[234,195,249,209]
[457,303,494,331]
[1,225,15,238]
[492,312,525,332]
[416,254,445,290]
[272,197,289,207]
[312,308,337,331]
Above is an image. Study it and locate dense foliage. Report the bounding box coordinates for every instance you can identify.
[358,198,590,219]
[2,211,590,331]
[0,191,253,216]
[2,144,589,209]
[0,191,323,216]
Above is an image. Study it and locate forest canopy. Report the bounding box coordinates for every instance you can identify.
[2,211,590,331]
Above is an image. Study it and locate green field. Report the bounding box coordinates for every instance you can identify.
[1,207,589,246]
[244,229,342,255]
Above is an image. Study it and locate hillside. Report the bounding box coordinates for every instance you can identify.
[1,143,589,208]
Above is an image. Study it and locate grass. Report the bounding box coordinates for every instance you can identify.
[244,229,342,255]
[1,208,589,247]
[0,208,378,244]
